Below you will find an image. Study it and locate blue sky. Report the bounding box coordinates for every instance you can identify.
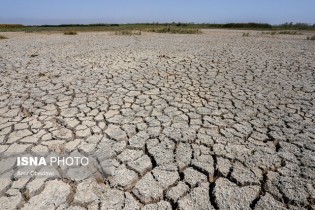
[0,0,314,25]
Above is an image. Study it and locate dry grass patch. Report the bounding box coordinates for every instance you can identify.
[262,31,302,35]
[277,31,302,35]
[146,26,200,34]
[64,31,77,35]
[306,35,315,40]
[114,30,141,35]
[0,35,8,39]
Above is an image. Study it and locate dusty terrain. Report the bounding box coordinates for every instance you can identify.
[0,30,315,209]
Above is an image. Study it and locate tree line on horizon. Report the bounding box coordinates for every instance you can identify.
[1,22,315,30]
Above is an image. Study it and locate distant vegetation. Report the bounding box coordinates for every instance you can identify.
[0,22,315,33]
[146,26,200,34]
[262,31,303,35]
[64,31,77,35]
[0,35,8,39]
[277,31,302,35]
[40,23,120,27]
[114,30,141,35]
[262,31,277,35]
[307,35,315,40]
[276,22,315,30]
[219,23,272,29]
[0,24,24,29]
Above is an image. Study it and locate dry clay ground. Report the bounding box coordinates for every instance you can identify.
[0,30,315,210]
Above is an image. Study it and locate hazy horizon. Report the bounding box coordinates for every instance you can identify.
[2,22,315,27]
[1,0,315,25]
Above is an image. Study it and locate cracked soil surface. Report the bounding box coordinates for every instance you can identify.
[0,30,315,209]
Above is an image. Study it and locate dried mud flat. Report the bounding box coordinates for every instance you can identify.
[0,30,315,210]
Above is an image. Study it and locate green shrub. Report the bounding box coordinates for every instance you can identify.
[64,31,77,35]
[0,35,8,39]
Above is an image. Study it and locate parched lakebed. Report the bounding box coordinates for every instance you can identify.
[0,30,315,209]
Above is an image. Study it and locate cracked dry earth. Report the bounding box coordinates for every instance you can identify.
[0,30,315,210]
